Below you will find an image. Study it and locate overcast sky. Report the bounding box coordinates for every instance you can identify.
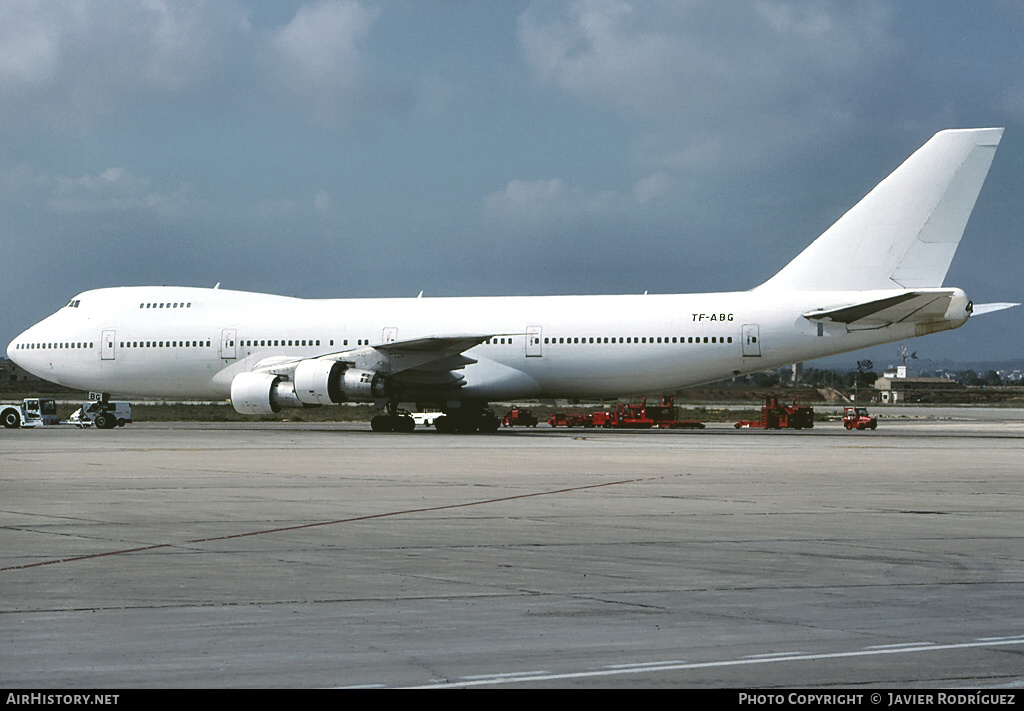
[1,0,1021,367]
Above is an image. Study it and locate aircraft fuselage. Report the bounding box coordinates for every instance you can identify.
[7,284,970,402]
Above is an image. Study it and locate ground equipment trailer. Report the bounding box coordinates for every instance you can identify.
[735,396,814,430]
[502,408,539,427]
[1,398,60,428]
[548,397,704,429]
[547,411,597,428]
[606,397,705,429]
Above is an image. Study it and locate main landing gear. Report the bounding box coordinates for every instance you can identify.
[368,400,500,433]
[432,407,500,434]
[369,399,415,432]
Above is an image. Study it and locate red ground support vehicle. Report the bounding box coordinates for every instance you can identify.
[549,397,704,429]
[735,396,815,430]
[606,397,704,429]
[843,406,877,430]
[502,408,539,427]
[547,412,595,428]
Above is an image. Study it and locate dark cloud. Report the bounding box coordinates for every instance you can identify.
[0,1,1020,362]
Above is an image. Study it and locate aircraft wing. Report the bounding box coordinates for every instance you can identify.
[251,333,501,391]
[802,290,961,329]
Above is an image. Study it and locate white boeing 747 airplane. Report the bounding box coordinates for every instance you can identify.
[6,128,1018,432]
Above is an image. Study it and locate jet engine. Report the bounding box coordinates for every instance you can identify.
[230,361,393,415]
[292,360,392,405]
[230,372,304,415]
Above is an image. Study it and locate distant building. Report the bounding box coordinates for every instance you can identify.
[874,367,961,404]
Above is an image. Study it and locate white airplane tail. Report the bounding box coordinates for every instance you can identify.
[757,128,1003,292]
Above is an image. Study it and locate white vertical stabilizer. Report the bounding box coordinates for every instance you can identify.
[757,128,1003,291]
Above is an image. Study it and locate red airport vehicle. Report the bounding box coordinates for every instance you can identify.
[548,397,704,430]
[502,408,539,427]
[547,411,596,428]
[735,396,815,430]
[843,406,877,430]
[606,396,704,429]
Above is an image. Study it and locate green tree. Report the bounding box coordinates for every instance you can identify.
[982,370,1002,386]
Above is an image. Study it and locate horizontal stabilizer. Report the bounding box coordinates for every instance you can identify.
[803,289,962,328]
[970,302,1019,316]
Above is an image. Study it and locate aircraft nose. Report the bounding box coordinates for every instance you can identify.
[8,325,37,367]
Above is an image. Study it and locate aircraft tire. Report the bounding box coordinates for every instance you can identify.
[370,415,394,432]
[478,415,500,433]
[455,418,478,434]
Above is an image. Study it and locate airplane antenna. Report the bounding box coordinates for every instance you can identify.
[417,291,423,298]
[213,282,220,290]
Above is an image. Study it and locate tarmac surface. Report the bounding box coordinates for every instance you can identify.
[2,412,1023,688]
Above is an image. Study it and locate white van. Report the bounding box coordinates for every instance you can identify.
[69,401,132,429]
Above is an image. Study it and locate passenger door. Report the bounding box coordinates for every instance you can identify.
[526,325,543,357]
[101,330,117,360]
[742,324,761,357]
[220,329,237,360]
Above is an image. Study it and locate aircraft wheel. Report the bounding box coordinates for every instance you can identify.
[478,415,500,433]
[370,415,394,432]
[433,415,454,433]
[2,409,21,429]
[395,415,415,433]
[455,418,478,434]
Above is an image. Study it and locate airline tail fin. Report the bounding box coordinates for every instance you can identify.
[757,128,1003,292]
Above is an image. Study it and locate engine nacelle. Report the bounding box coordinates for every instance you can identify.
[336,367,393,401]
[230,372,304,415]
[292,359,393,404]
[233,362,392,414]
[293,359,346,405]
